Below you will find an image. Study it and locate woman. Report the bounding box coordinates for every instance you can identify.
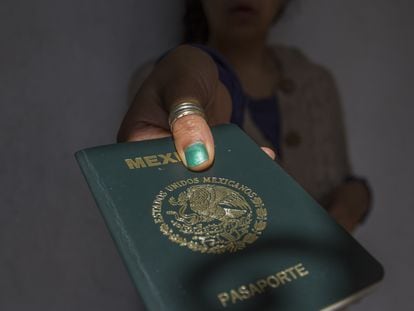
[119,0,370,232]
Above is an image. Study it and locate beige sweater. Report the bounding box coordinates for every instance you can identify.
[244,45,351,205]
[129,45,351,206]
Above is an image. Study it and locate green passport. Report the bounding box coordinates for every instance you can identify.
[75,124,383,311]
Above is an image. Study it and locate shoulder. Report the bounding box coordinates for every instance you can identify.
[269,44,334,83]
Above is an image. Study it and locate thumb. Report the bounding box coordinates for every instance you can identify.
[171,114,214,171]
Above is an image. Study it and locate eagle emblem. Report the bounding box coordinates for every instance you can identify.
[153,179,267,254]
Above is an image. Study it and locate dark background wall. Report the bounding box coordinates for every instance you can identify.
[0,1,181,310]
[0,0,412,310]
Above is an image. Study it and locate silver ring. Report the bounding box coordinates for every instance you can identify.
[168,102,206,130]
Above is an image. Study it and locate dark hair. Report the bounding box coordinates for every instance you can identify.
[182,0,291,44]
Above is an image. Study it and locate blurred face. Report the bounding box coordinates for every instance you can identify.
[202,0,285,42]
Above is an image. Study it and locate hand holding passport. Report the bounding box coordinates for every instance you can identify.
[76,124,383,311]
[83,45,384,310]
[117,45,275,172]
[118,45,226,170]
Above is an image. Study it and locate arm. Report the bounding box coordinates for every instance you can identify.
[313,68,371,232]
[328,178,371,232]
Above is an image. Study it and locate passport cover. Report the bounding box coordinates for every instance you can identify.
[75,124,383,311]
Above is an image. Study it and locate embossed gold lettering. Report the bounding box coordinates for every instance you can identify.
[238,286,251,299]
[124,152,181,169]
[165,182,180,192]
[238,184,248,192]
[152,191,167,224]
[285,267,298,279]
[248,283,263,296]
[230,289,243,304]
[218,177,229,185]
[276,271,291,284]
[249,192,258,199]
[158,153,178,164]
[295,263,309,277]
[216,263,310,307]
[125,158,146,169]
[266,275,280,288]
[144,155,161,167]
[217,292,230,307]
[256,279,268,292]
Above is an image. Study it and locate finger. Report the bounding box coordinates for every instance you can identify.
[122,125,170,142]
[261,147,276,160]
[329,204,356,233]
[117,83,170,142]
[171,114,214,171]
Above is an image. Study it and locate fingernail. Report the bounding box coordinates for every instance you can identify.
[184,142,209,168]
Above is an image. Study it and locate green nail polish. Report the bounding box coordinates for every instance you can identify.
[184,142,209,168]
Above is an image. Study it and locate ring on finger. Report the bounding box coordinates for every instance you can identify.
[168,102,206,130]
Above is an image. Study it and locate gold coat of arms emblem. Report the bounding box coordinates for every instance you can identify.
[152,177,268,254]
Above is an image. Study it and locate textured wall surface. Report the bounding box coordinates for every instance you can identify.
[1,0,412,310]
[0,0,180,310]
